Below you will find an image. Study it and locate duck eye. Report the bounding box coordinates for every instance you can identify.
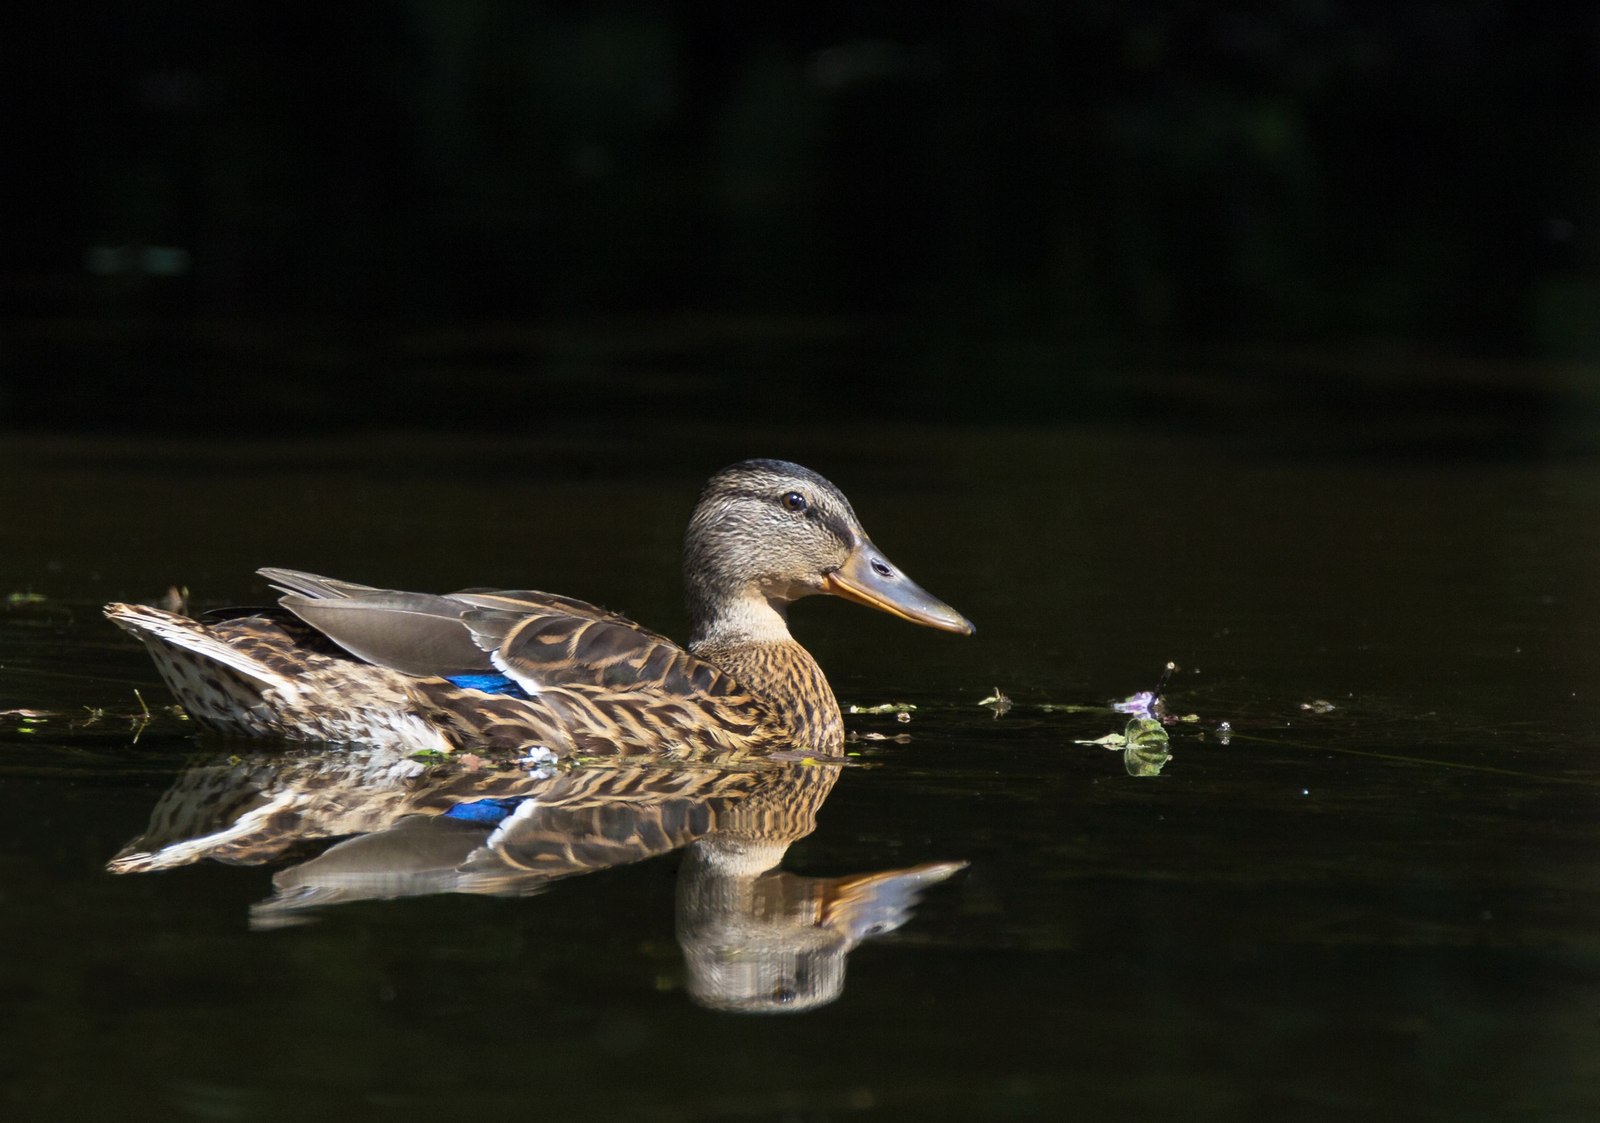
[781,491,808,513]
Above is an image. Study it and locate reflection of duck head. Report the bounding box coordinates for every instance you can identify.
[677,835,965,1014]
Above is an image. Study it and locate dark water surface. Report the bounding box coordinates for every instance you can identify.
[4,424,1599,1121]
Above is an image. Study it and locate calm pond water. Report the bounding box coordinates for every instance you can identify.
[4,422,1600,1120]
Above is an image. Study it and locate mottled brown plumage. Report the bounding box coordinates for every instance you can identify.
[105,459,973,758]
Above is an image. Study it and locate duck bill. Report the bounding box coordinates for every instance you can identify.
[821,542,975,636]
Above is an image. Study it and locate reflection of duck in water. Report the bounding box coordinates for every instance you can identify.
[104,460,972,758]
[108,746,964,1013]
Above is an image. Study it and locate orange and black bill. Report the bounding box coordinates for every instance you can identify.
[822,541,975,636]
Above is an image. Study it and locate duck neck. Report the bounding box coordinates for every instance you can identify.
[689,594,843,754]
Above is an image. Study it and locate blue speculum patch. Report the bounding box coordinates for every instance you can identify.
[445,673,531,699]
[441,797,527,824]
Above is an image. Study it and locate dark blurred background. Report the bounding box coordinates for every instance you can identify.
[4,1,1598,447]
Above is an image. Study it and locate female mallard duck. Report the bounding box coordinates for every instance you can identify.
[105,459,972,758]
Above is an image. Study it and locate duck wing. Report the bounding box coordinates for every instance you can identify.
[258,567,746,699]
[263,570,494,677]
[470,605,744,699]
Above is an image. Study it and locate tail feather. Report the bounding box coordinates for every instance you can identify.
[105,601,459,750]
[104,603,299,694]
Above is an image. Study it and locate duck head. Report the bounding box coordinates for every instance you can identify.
[684,459,974,646]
